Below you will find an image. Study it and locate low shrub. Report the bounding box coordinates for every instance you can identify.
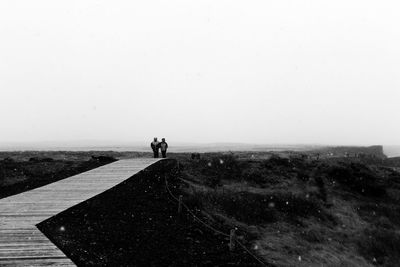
[270,193,334,223]
[191,153,201,160]
[218,192,278,224]
[182,191,204,211]
[264,155,290,168]
[357,227,400,266]
[315,176,328,202]
[90,155,117,163]
[204,175,222,188]
[296,170,310,181]
[187,190,334,225]
[325,162,386,197]
[29,157,54,163]
[200,154,242,182]
[358,203,400,226]
[375,216,395,230]
[242,169,268,186]
[301,228,325,243]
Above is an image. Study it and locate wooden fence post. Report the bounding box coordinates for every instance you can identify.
[229,229,236,251]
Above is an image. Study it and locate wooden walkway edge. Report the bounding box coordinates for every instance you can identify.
[0,158,162,266]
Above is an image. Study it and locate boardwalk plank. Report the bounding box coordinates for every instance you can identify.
[0,158,161,266]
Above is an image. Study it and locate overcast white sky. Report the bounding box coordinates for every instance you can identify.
[0,0,399,146]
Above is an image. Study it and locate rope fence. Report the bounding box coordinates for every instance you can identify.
[164,173,268,266]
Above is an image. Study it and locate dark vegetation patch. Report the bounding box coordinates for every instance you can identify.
[180,154,318,188]
[357,227,400,266]
[0,155,116,199]
[357,202,400,226]
[90,155,117,163]
[242,168,276,187]
[178,153,341,261]
[0,151,150,162]
[176,153,400,265]
[37,159,262,266]
[185,190,335,226]
[325,162,386,197]
[29,157,54,162]
[199,154,243,187]
[300,228,326,243]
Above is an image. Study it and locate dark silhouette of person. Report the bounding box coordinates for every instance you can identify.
[150,137,160,158]
[160,138,168,158]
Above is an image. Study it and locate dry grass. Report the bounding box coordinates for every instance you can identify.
[175,153,400,266]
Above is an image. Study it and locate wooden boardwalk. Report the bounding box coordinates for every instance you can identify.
[0,158,161,266]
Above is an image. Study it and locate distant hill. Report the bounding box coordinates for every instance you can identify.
[310,145,386,158]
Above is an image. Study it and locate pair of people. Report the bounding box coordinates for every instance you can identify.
[150,137,168,158]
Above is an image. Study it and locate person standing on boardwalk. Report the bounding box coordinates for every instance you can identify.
[150,137,160,158]
[160,138,168,158]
